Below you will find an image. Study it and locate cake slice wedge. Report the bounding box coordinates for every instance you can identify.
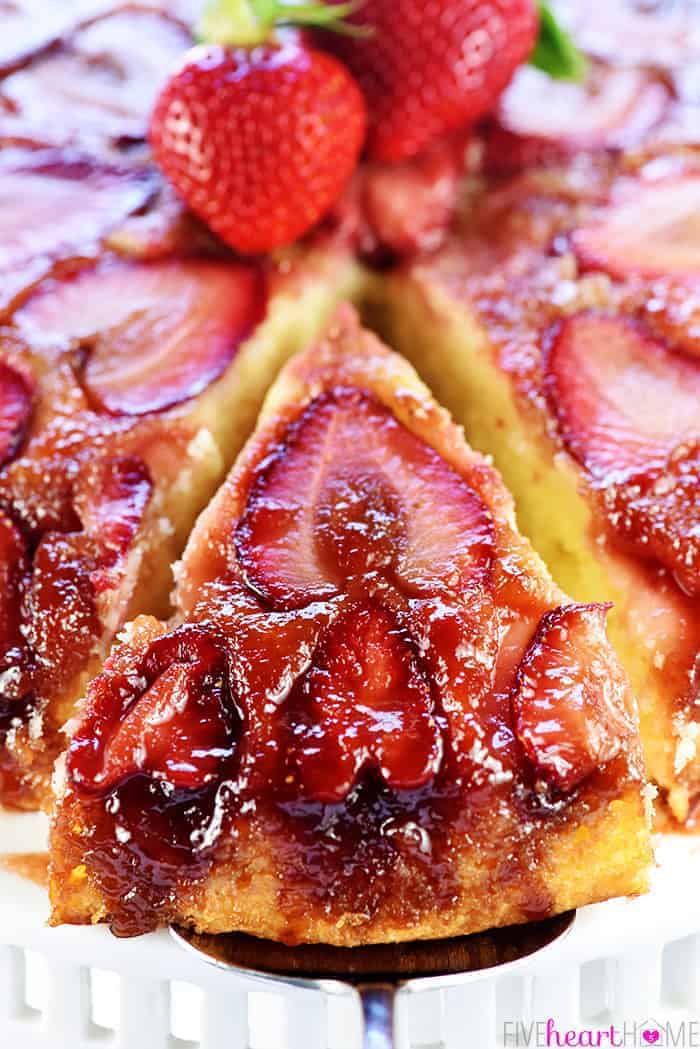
[50,306,651,942]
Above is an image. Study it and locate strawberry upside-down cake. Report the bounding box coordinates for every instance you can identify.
[0,3,364,809]
[372,0,700,824]
[49,309,651,940]
[0,0,692,946]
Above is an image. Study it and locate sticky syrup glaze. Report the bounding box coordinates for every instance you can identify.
[63,386,640,937]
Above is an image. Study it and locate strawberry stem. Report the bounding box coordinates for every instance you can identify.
[530,1,587,81]
[197,0,368,46]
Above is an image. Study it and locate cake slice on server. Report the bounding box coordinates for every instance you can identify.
[373,149,700,824]
[0,159,365,808]
[50,307,651,942]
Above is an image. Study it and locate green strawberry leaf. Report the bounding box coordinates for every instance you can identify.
[198,0,368,46]
[530,1,587,82]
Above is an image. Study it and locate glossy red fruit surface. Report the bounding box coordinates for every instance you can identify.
[0,509,33,739]
[546,312,700,592]
[17,259,266,415]
[236,388,494,608]
[74,456,153,595]
[513,603,631,791]
[603,442,700,598]
[485,63,670,173]
[320,0,538,162]
[0,361,32,468]
[361,137,463,257]
[573,176,700,280]
[293,603,442,802]
[150,40,366,254]
[68,626,236,794]
[545,312,700,477]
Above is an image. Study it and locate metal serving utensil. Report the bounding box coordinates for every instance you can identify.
[171,909,576,1048]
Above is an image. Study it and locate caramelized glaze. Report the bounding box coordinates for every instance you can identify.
[64,385,640,936]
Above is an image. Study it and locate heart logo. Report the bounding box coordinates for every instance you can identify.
[642,1030,660,1045]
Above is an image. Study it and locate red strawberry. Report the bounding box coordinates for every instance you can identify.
[0,511,29,670]
[361,135,464,257]
[0,361,32,468]
[74,456,153,596]
[98,662,231,792]
[236,387,493,609]
[68,626,235,794]
[513,603,632,791]
[544,312,700,478]
[294,602,441,801]
[320,0,538,163]
[602,442,700,598]
[0,511,32,730]
[150,36,366,254]
[572,175,700,281]
[485,63,670,174]
[16,258,266,415]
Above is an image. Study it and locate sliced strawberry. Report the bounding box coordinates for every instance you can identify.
[0,152,153,316]
[0,511,32,730]
[0,360,32,468]
[24,531,100,701]
[98,664,231,792]
[572,176,700,280]
[603,441,700,598]
[16,258,266,415]
[485,63,670,174]
[236,388,493,609]
[545,312,700,478]
[294,603,442,802]
[74,456,153,595]
[68,625,235,794]
[513,603,632,792]
[0,511,29,667]
[361,136,463,257]
[0,9,191,155]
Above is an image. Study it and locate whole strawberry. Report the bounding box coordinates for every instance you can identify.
[320,0,539,163]
[150,6,366,255]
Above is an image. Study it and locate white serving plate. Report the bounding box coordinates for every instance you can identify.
[1,809,700,1049]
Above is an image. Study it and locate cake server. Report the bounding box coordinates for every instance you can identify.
[171,909,576,1049]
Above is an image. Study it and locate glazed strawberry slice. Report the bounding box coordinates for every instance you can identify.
[16,258,266,415]
[24,531,100,702]
[545,312,700,478]
[74,456,153,596]
[294,603,442,802]
[236,389,493,608]
[0,511,29,671]
[513,603,632,791]
[0,511,32,729]
[572,176,700,280]
[485,64,670,174]
[361,136,463,257]
[98,664,231,792]
[0,361,32,468]
[0,152,153,316]
[603,442,700,598]
[68,626,235,794]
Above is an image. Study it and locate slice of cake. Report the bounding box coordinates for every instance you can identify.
[0,149,364,808]
[371,3,700,822]
[49,307,651,942]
